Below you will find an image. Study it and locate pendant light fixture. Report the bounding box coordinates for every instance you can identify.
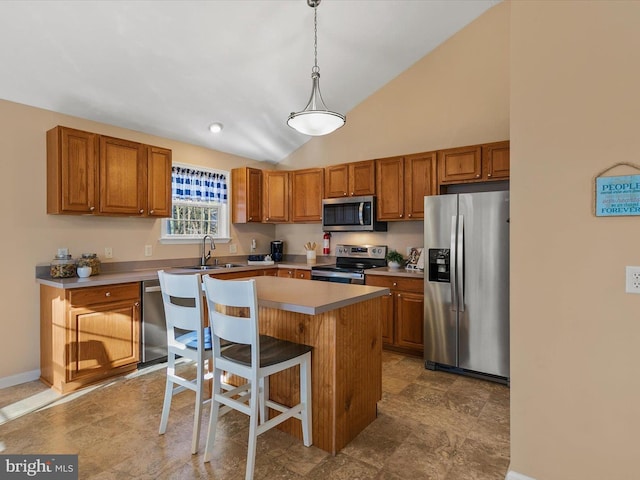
[287,0,346,136]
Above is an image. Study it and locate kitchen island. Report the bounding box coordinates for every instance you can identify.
[246,276,388,454]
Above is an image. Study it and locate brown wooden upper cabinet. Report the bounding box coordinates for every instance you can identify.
[483,140,510,180]
[231,167,263,223]
[376,152,437,221]
[263,170,290,223]
[438,141,510,186]
[438,145,483,184]
[324,160,375,198]
[291,168,324,222]
[47,126,172,217]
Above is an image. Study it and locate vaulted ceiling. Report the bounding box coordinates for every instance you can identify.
[0,0,499,162]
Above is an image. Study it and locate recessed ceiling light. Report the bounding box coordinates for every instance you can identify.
[209,122,223,133]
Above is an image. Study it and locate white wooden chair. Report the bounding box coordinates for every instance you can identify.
[157,270,212,454]
[202,276,312,480]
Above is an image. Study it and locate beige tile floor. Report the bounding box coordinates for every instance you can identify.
[0,351,509,479]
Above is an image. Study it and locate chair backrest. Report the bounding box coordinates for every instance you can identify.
[158,270,206,349]
[202,276,259,361]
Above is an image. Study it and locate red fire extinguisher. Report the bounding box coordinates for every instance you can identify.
[323,232,331,255]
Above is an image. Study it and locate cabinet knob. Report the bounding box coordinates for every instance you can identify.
[350,192,354,196]
[139,209,144,214]
[393,282,397,286]
[399,214,403,218]
[265,217,269,221]
[487,173,492,178]
[149,209,155,214]
[134,302,140,307]
[343,193,347,196]
[398,293,402,297]
[475,174,481,178]
[408,213,412,218]
[105,292,111,297]
[249,216,253,221]
[89,206,95,211]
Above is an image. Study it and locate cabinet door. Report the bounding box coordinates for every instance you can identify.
[291,168,324,222]
[380,290,395,344]
[483,141,510,180]
[67,300,140,382]
[438,145,482,184]
[376,156,404,221]
[47,126,98,214]
[349,160,376,196]
[395,291,424,352]
[405,152,437,220]
[277,269,295,278]
[232,167,262,223]
[99,136,146,215]
[146,146,172,217]
[295,269,311,280]
[263,170,290,223]
[324,164,349,197]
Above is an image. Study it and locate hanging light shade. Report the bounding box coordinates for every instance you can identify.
[287,0,345,136]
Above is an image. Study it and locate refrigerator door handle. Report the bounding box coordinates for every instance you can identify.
[450,215,457,311]
[457,214,465,312]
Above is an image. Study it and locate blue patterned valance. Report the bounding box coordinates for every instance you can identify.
[171,166,228,203]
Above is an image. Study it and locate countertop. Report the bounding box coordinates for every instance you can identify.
[364,266,424,279]
[35,261,327,289]
[248,276,388,315]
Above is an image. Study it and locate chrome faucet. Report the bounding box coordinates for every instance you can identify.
[200,235,216,266]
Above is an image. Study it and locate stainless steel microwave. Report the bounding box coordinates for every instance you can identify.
[322,195,388,232]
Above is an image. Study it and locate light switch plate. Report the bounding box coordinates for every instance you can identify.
[104,247,113,259]
[625,266,640,294]
[144,245,152,257]
[229,244,237,254]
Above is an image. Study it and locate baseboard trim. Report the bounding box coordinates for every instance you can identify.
[0,369,41,390]
[506,469,536,480]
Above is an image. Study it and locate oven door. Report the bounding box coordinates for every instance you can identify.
[310,269,365,284]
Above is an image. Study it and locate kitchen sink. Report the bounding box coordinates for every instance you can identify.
[183,263,246,270]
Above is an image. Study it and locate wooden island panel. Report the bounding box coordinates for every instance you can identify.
[259,296,382,454]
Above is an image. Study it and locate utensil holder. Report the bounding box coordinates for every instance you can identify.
[306,250,317,265]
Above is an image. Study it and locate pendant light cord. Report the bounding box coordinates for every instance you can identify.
[313,2,319,73]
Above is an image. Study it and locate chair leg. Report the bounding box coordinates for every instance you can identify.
[159,358,176,435]
[301,354,312,447]
[245,379,260,480]
[259,377,268,425]
[191,359,205,454]
[203,368,222,464]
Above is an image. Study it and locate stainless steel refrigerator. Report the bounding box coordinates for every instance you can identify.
[423,191,509,381]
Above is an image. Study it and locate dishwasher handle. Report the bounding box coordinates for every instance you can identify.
[144,285,162,293]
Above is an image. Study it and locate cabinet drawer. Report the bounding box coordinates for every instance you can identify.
[68,283,140,306]
[366,275,423,293]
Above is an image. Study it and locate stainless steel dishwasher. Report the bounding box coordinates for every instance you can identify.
[141,279,167,364]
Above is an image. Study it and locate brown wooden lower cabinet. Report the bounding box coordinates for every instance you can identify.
[277,268,311,280]
[365,275,424,357]
[40,282,140,393]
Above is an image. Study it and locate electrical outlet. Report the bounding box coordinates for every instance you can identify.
[229,243,237,254]
[625,266,640,294]
[104,247,113,259]
[144,245,152,257]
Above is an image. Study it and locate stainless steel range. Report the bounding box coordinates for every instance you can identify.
[311,244,388,284]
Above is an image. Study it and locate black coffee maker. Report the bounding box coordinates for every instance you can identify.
[270,240,284,262]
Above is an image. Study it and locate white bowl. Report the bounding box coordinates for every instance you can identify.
[77,266,92,278]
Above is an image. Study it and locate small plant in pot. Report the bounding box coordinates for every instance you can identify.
[386,249,405,269]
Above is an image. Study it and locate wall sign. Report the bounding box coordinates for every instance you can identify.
[595,164,640,217]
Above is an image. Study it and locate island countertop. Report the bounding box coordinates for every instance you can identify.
[249,276,389,315]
